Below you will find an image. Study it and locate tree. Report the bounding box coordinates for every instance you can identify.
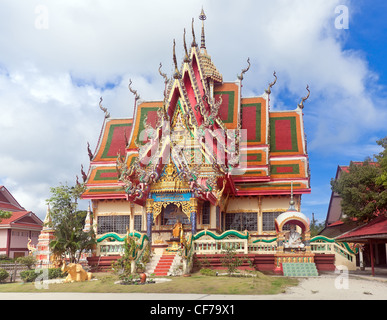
[0,210,12,223]
[375,137,387,188]
[309,213,325,237]
[331,158,387,224]
[46,183,95,263]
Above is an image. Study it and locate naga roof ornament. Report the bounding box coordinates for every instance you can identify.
[237,57,251,81]
[172,39,181,79]
[298,85,310,109]
[98,97,110,119]
[265,71,277,95]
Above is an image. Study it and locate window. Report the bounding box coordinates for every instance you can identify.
[97,215,130,235]
[202,201,210,225]
[225,213,257,231]
[262,212,290,231]
[134,215,142,232]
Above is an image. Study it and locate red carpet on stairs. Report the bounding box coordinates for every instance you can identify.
[153,254,176,276]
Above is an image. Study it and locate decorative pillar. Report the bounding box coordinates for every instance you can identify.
[146,199,154,243]
[190,198,198,235]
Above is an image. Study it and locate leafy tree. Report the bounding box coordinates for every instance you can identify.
[375,137,387,187]
[0,210,11,223]
[331,156,387,223]
[46,183,95,263]
[309,213,325,237]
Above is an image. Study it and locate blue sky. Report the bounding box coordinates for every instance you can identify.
[0,0,386,224]
[300,0,387,222]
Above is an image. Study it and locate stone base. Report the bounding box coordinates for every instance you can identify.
[275,252,315,268]
[165,241,181,253]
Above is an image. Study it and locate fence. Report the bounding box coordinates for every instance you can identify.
[0,263,29,282]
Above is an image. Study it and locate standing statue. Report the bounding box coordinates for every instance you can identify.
[172,219,184,243]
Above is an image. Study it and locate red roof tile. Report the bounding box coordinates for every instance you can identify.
[337,215,387,241]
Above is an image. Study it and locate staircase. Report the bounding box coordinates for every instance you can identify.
[282,262,319,277]
[146,253,182,276]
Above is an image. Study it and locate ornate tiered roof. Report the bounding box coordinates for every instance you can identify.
[82,10,311,204]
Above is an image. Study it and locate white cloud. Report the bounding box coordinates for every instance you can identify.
[0,0,385,219]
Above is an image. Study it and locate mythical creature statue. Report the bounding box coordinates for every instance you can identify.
[27,238,36,256]
[61,260,93,283]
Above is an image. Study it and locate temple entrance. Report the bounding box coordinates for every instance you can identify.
[161,204,190,227]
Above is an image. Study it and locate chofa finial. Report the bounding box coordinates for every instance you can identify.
[191,18,197,47]
[265,71,277,95]
[298,85,310,109]
[183,28,190,62]
[173,39,181,79]
[237,57,251,81]
[128,79,140,103]
[99,97,110,119]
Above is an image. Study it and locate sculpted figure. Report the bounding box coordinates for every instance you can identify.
[172,219,183,242]
[285,225,305,249]
[61,260,93,283]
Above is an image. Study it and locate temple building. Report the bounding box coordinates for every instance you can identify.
[0,186,43,258]
[81,10,312,261]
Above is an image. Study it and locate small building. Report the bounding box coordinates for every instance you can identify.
[320,162,387,270]
[0,186,43,258]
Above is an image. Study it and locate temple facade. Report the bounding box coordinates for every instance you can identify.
[81,11,312,260]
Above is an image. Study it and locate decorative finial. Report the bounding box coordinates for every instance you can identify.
[265,71,277,95]
[237,57,251,81]
[81,164,87,182]
[183,28,190,62]
[199,7,207,50]
[87,142,93,161]
[173,39,181,79]
[298,85,310,109]
[191,18,197,47]
[288,181,296,211]
[99,97,110,119]
[158,63,169,99]
[128,79,140,103]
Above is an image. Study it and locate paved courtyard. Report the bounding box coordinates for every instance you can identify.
[0,268,386,300]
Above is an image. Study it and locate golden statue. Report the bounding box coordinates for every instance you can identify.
[172,219,184,242]
[27,238,36,256]
[61,260,93,283]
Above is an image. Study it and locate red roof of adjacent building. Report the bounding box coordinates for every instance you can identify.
[0,210,43,230]
[0,186,25,212]
[336,215,387,242]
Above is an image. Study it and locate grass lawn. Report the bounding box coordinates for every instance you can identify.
[0,271,298,295]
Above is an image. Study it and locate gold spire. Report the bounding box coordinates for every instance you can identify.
[199,7,207,50]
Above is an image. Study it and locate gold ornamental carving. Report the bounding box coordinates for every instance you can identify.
[150,160,191,193]
[152,201,193,222]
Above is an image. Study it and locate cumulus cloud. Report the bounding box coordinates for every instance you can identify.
[0,0,385,220]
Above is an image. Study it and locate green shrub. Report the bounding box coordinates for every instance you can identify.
[0,269,9,282]
[0,255,13,263]
[20,268,66,282]
[20,270,38,282]
[48,268,66,279]
[200,268,216,276]
[221,246,243,276]
[16,256,36,269]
